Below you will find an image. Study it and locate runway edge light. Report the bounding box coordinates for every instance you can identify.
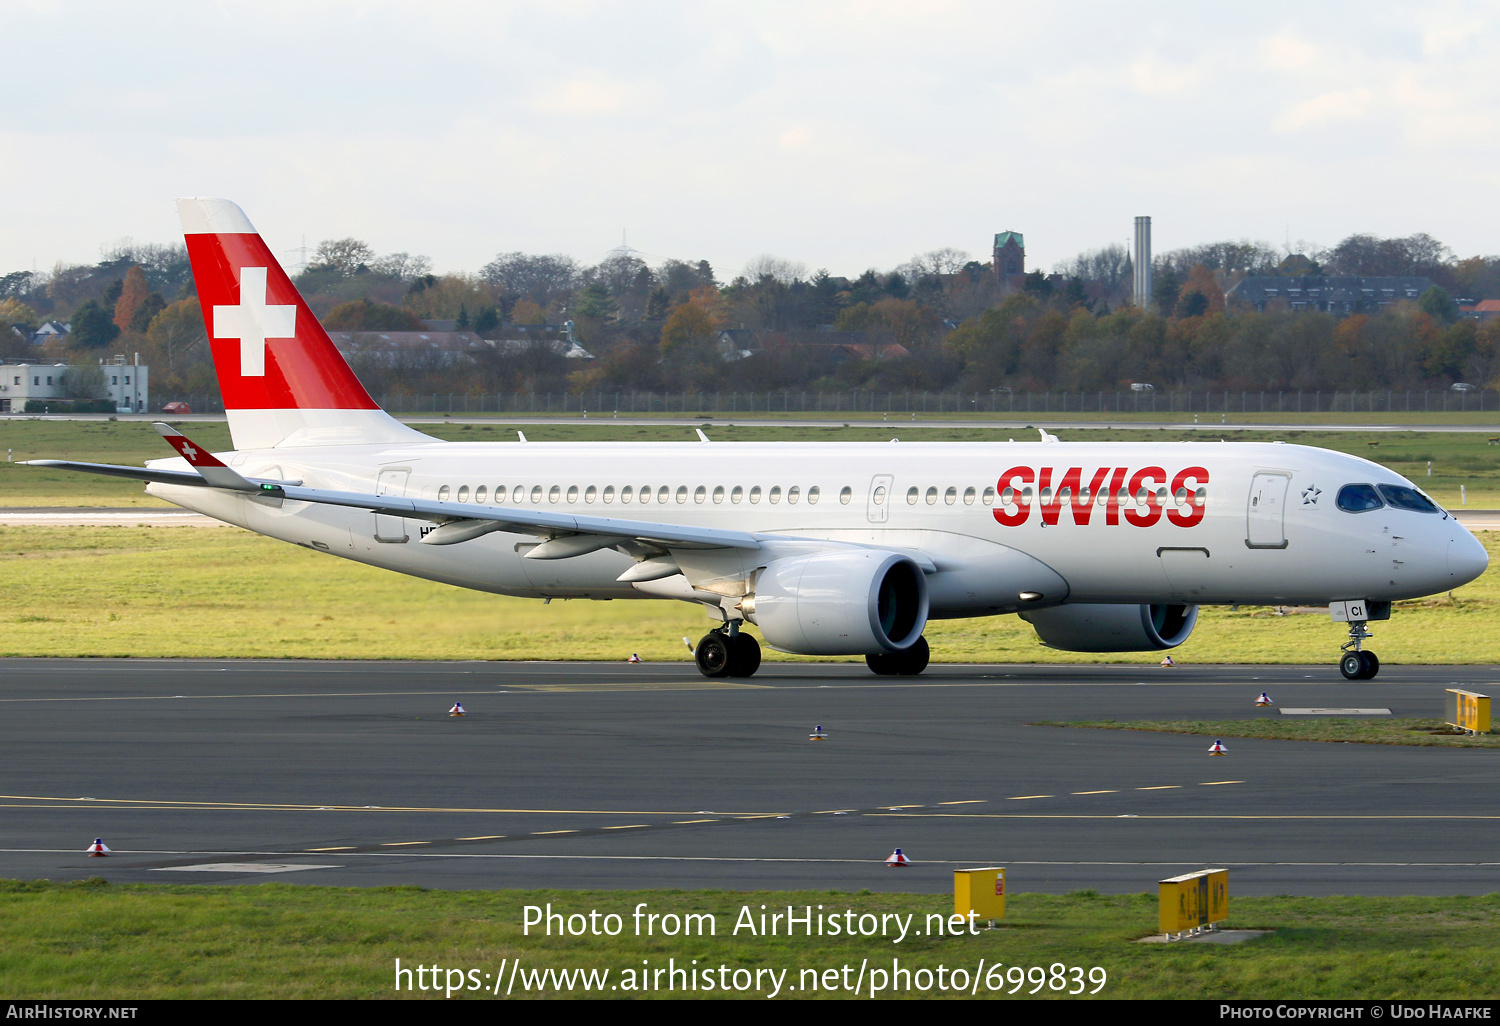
[809,724,828,740]
[449,702,465,717]
[86,838,110,857]
[1256,692,1274,706]
[886,848,910,867]
[1208,739,1228,755]
[955,867,1006,925]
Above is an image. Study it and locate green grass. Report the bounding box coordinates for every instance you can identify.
[2,527,1499,662]
[1036,719,1500,748]
[0,881,1496,999]
[5,419,1500,509]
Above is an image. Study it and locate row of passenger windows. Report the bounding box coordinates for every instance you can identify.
[429,482,1210,509]
[436,483,829,506]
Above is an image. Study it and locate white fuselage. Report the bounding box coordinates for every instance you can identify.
[146,438,1488,616]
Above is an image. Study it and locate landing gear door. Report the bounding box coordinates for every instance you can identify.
[867,474,894,524]
[374,468,410,543]
[1246,472,1290,549]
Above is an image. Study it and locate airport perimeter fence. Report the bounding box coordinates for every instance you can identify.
[151,389,1500,417]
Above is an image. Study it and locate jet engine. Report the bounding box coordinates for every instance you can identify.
[1020,603,1197,652]
[741,550,928,656]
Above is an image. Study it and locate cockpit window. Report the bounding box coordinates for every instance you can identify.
[1377,484,1442,514]
[1336,484,1383,513]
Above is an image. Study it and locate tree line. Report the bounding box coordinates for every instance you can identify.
[2,229,1497,403]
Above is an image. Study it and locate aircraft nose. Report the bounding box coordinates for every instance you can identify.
[1447,528,1489,587]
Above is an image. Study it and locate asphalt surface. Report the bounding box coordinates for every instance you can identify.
[1,659,1496,895]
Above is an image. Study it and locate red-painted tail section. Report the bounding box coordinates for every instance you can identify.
[178,198,425,450]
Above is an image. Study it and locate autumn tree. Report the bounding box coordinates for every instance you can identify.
[322,298,425,331]
[113,265,149,332]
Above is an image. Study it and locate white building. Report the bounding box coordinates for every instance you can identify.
[0,354,149,414]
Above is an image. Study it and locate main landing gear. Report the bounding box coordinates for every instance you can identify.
[1338,620,1380,680]
[866,636,930,676]
[694,624,762,679]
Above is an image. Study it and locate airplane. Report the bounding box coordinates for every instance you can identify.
[26,198,1490,681]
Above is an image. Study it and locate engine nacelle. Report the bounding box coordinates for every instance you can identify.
[742,550,928,656]
[1020,603,1197,652]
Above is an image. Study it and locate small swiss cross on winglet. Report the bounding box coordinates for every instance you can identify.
[152,422,258,491]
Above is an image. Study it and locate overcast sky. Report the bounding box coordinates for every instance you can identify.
[2,1,1496,281]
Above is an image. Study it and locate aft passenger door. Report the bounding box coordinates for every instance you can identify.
[1246,472,1290,549]
[374,468,410,543]
[867,474,894,524]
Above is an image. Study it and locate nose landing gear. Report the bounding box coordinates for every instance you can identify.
[1338,620,1379,680]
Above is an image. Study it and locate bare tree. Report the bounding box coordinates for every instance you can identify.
[743,254,806,286]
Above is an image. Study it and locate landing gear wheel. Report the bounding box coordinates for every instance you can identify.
[695,633,732,678]
[1339,652,1364,680]
[865,635,930,676]
[1359,650,1380,679]
[726,633,761,677]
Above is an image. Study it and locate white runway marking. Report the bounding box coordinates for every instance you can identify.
[152,862,337,874]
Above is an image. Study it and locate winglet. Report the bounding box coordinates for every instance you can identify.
[153,423,259,491]
[1038,427,1060,443]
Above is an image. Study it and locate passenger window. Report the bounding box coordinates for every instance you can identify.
[457,485,470,502]
[475,486,487,503]
[944,487,956,506]
[712,486,725,504]
[603,485,615,503]
[963,486,975,505]
[657,486,670,503]
[769,486,782,504]
[584,486,596,503]
[1376,484,1439,513]
[1194,486,1207,506]
[788,486,800,504]
[749,486,762,504]
[512,485,525,503]
[438,485,451,501]
[906,487,918,505]
[567,485,579,503]
[548,485,561,504]
[840,486,852,505]
[1336,484,1383,513]
[982,486,994,506]
[530,485,543,503]
[694,486,706,504]
[807,486,819,505]
[621,485,633,503]
[925,487,938,505]
[731,486,743,503]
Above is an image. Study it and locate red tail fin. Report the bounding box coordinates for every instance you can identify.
[178,198,424,450]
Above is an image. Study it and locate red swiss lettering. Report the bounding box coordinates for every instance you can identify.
[1167,466,1209,527]
[1124,467,1166,527]
[993,466,1034,527]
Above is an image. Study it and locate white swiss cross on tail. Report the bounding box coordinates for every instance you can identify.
[214,267,296,377]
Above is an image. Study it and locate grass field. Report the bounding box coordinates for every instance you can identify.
[1,525,1498,663]
[4,418,1500,508]
[1036,719,1500,748]
[1,881,1496,999]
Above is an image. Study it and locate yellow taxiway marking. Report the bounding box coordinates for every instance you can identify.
[1136,785,1181,790]
[381,841,430,847]
[673,819,719,824]
[1200,781,1245,786]
[1071,790,1118,795]
[1009,795,1053,800]
[602,825,650,831]
[306,846,355,851]
[937,800,987,805]
[532,830,579,835]
[457,835,506,841]
[813,810,858,815]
